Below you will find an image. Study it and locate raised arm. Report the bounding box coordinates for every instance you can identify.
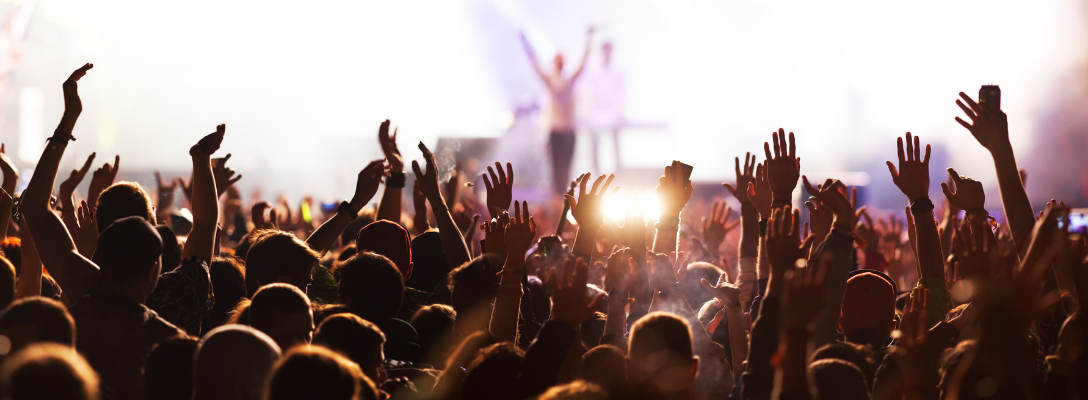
[489,201,535,343]
[413,142,471,268]
[566,173,617,261]
[653,162,692,254]
[0,144,17,198]
[518,31,549,82]
[376,120,405,223]
[86,155,119,209]
[955,92,1034,254]
[57,153,95,234]
[886,133,950,326]
[773,264,829,400]
[179,125,225,264]
[306,160,383,255]
[723,153,760,310]
[13,219,41,300]
[568,27,595,83]
[21,64,99,302]
[483,161,514,219]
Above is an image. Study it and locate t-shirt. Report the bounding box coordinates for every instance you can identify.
[146,259,213,336]
[70,291,185,400]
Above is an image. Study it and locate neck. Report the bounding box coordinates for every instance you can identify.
[98,281,148,305]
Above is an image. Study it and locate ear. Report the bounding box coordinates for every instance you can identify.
[405,263,414,280]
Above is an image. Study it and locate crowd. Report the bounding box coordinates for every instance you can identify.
[0,62,1081,400]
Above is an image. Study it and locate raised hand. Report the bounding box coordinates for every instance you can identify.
[252,201,277,230]
[483,162,514,217]
[350,160,386,211]
[781,256,830,332]
[548,257,606,327]
[411,142,445,207]
[955,92,1010,153]
[700,277,741,309]
[764,128,800,204]
[802,176,856,232]
[940,168,985,212]
[952,218,996,279]
[503,201,536,265]
[805,197,833,241]
[751,163,773,219]
[723,152,755,204]
[0,144,18,194]
[611,194,647,250]
[481,210,510,266]
[56,63,93,137]
[701,200,738,255]
[412,180,429,232]
[190,124,225,156]
[87,155,120,206]
[766,206,806,275]
[73,201,97,256]
[212,154,243,198]
[154,170,176,211]
[378,120,403,172]
[656,161,692,219]
[60,153,96,199]
[565,173,617,233]
[605,247,636,293]
[886,132,931,202]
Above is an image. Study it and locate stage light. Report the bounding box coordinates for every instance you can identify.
[604,192,660,225]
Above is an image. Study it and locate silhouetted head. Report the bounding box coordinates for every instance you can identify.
[447,257,496,314]
[205,256,247,331]
[462,342,525,400]
[840,271,897,347]
[811,342,875,387]
[265,345,378,400]
[95,182,156,234]
[249,283,313,350]
[245,230,319,296]
[0,238,20,275]
[0,343,99,400]
[582,345,627,394]
[410,304,456,366]
[407,231,447,291]
[313,313,387,385]
[337,252,404,321]
[93,216,163,300]
[0,297,75,356]
[144,335,198,400]
[193,325,281,400]
[627,312,699,397]
[809,358,870,400]
[356,220,413,279]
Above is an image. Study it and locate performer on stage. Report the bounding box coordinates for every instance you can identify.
[582,41,626,172]
[519,27,594,194]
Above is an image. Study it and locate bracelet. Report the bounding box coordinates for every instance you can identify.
[965,208,988,217]
[46,134,76,143]
[386,172,406,188]
[909,197,935,215]
[656,217,680,231]
[608,290,630,302]
[337,201,356,216]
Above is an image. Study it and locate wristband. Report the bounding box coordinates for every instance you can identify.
[386,172,406,188]
[47,134,76,143]
[337,201,356,216]
[608,290,630,303]
[909,197,934,215]
[656,217,680,231]
[965,208,987,217]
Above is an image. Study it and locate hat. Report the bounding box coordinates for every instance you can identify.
[356,220,412,277]
[839,272,896,341]
[93,216,163,282]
